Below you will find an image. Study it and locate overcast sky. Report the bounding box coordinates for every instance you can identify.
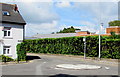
[1,0,119,36]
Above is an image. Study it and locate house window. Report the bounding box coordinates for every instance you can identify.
[3,46,10,54]
[3,27,11,37]
[2,11,10,16]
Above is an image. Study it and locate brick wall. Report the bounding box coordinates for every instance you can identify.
[106,27,120,34]
[76,31,91,36]
[77,31,90,34]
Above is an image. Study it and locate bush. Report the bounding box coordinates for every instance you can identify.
[17,36,120,59]
[17,43,26,61]
[0,55,14,62]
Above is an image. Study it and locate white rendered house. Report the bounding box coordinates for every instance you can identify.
[0,3,26,59]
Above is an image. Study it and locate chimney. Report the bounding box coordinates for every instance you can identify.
[14,4,18,11]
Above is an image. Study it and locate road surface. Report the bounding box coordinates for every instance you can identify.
[1,53,119,77]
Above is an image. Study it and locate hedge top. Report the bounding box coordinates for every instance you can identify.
[109,20,120,26]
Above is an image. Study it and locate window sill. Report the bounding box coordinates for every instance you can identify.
[3,37,13,39]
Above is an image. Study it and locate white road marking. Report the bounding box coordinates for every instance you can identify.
[105,67,110,70]
[43,62,46,63]
[56,64,101,70]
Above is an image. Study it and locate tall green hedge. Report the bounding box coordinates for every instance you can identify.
[17,43,26,61]
[24,37,84,55]
[17,36,120,59]
[102,39,120,59]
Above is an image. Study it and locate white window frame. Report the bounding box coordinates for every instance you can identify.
[3,27,12,37]
[4,30,11,37]
[3,46,11,55]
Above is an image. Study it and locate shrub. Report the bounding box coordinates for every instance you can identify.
[17,43,26,61]
[0,55,14,62]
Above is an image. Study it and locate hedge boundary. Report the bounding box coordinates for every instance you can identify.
[17,36,120,60]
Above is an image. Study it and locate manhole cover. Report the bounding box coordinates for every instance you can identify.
[56,64,101,70]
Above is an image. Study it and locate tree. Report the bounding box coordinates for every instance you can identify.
[51,32,55,34]
[109,20,120,26]
[110,32,116,36]
[110,31,116,39]
[57,26,81,33]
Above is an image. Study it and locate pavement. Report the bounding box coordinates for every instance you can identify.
[1,53,119,76]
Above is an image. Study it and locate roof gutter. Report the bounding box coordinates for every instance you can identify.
[0,21,26,25]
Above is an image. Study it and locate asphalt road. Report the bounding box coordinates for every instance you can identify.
[1,54,119,76]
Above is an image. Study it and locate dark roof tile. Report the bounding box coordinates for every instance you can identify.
[0,3,26,25]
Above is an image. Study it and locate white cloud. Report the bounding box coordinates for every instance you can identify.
[77,21,98,32]
[72,0,118,2]
[55,1,71,8]
[58,21,98,33]
[73,21,105,34]
[25,21,58,36]
[58,20,106,34]
[0,0,119,3]
[17,2,59,24]
[0,0,53,2]
[0,1,59,36]
[1,1,118,36]
[73,2,118,33]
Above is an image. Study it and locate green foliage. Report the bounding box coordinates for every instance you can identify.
[110,32,116,36]
[51,32,55,34]
[85,36,99,57]
[17,36,120,59]
[57,26,80,33]
[102,39,120,59]
[109,20,120,26]
[17,43,26,61]
[102,35,120,39]
[0,55,14,62]
[110,32,120,39]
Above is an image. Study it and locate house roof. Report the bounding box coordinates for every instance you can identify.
[25,33,76,39]
[0,3,26,25]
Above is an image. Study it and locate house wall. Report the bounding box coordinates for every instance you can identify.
[0,43,3,55]
[0,23,24,59]
[0,27,3,55]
